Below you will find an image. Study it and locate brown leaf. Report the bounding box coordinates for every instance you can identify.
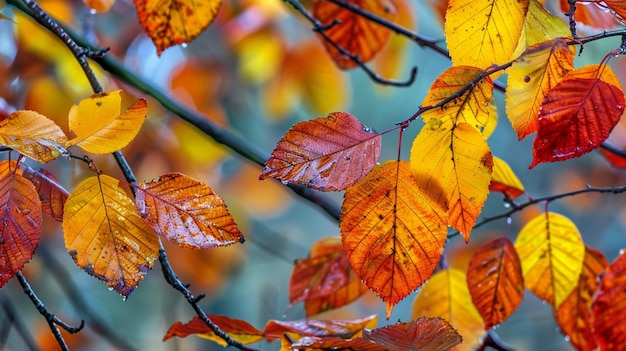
[264,314,377,341]
[22,166,68,222]
[135,173,244,249]
[364,318,462,351]
[260,112,381,191]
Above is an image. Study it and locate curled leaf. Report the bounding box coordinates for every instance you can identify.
[164,315,264,345]
[22,166,69,222]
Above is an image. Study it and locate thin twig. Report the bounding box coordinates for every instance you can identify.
[38,246,140,351]
[158,246,260,351]
[16,272,84,351]
[477,330,516,351]
[567,0,578,39]
[0,292,39,351]
[283,0,418,87]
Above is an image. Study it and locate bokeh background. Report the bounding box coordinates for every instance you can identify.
[1,0,626,349]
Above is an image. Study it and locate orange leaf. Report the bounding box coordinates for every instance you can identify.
[341,160,448,317]
[260,112,381,191]
[466,237,524,329]
[600,145,626,168]
[489,156,525,199]
[304,271,369,316]
[135,173,243,249]
[514,212,585,307]
[445,0,529,70]
[22,166,68,222]
[411,269,486,351]
[604,0,626,23]
[531,64,625,168]
[373,0,414,82]
[555,246,608,351]
[264,314,377,341]
[63,175,159,297]
[363,318,462,351]
[133,0,221,55]
[559,0,619,29]
[163,315,264,345]
[0,110,69,163]
[592,249,626,349]
[0,161,42,287]
[505,38,575,140]
[68,90,147,154]
[313,0,395,69]
[290,237,351,305]
[410,120,493,241]
[421,66,495,133]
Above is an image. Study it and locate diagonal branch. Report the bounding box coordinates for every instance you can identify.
[0,292,39,351]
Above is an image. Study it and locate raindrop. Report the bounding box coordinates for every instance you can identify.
[620,249,624,255]
[89,8,97,14]
[121,295,127,302]
[564,335,570,342]
[503,202,511,208]
[181,43,188,48]
[108,287,114,291]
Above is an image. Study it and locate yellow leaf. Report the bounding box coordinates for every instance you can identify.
[445,0,529,71]
[411,269,486,351]
[63,175,159,297]
[421,66,495,134]
[490,156,525,199]
[410,121,493,242]
[514,212,585,307]
[340,160,448,318]
[67,90,147,154]
[133,0,222,55]
[523,0,571,47]
[0,110,69,163]
[505,38,575,139]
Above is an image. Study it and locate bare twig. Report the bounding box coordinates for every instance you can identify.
[566,0,578,39]
[16,272,84,351]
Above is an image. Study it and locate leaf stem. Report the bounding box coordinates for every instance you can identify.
[16,272,84,351]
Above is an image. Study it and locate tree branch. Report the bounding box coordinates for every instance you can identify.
[16,272,84,351]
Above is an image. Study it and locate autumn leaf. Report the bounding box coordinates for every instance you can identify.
[522,0,571,47]
[604,0,626,23]
[313,0,396,69]
[410,120,493,241]
[445,0,529,70]
[304,275,369,316]
[421,66,495,133]
[555,246,608,351]
[290,336,384,351]
[260,112,381,191]
[592,249,626,350]
[0,161,42,287]
[558,0,618,29]
[289,237,351,305]
[466,237,524,329]
[0,110,69,163]
[531,64,625,168]
[373,0,414,82]
[63,175,159,297]
[163,315,264,345]
[133,0,221,55]
[264,314,377,341]
[489,156,525,199]
[340,160,448,317]
[363,318,462,351]
[135,173,243,249]
[412,269,485,351]
[67,90,147,154]
[514,212,585,307]
[506,38,574,140]
[22,165,69,222]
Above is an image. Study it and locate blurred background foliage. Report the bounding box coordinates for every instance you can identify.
[1,0,626,349]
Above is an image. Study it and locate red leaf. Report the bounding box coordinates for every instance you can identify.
[163,315,264,345]
[290,237,351,305]
[291,336,384,351]
[304,267,369,316]
[592,249,626,349]
[0,162,42,287]
[466,237,524,329]
[363,318,462,351]
[260,112,381,191]
[22,166,68,221]
[263,314,377,341]
[531,65,625,168]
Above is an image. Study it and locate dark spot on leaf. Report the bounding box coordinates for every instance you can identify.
[96,102,102,107]
[523,76,531,83]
